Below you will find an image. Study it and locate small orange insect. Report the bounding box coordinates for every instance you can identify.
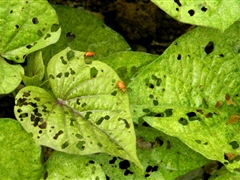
[84,51,95,57]
[117,81,126,93]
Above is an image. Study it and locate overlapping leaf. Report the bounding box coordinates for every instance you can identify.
[0,0,61,62]
[14,47,141,168]
[151,0,240,32]
[42,5,130,64]
[128,21,240,171]
[87,125,209,180]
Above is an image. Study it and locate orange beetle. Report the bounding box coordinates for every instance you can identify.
[117,81,126,93]
[84,51,95,57]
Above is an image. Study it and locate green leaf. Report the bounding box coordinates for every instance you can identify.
[22,50,45,86]
[88,125,209,180]
[100,51,158,85]
[209,166,240,180]
[0,0,61,62]
[128,21,240,171]
[44,151,105,179]
[14,47,141,168]
[0,118,43,179]
[152,0,240,32]
[0,57,24,94]
[42,5,131,64]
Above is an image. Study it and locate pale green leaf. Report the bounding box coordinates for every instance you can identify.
[128,21,240,171]
[0,0,61,62]
[14,47,141,168]
[0,118,43,179]
[151,0,240,31]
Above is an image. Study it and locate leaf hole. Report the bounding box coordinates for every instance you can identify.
[44,33,51,40]
[56,73,62,78]
[19,113,28,118]
[37,30,43,37]
[178,118,188,125]
[153,100,158,106]
[53,130,64,140]
[118,118,130,128]
[61,141,69,149]
[90,67,98,78]
[23,91,31,97]
[10,10,13,13]
[174,0,181,6]
[229,141,239,149]
[186,112,201,121]
[76,141,85,150]
[66,32,76,42]
[195,140,201,144]
[51,24,60,32]
[201,6,207,12]
[177,54,181,60]
[219,54,224,57]
[188,9,195,16]
[67,50,75,60]
[70,68,75,75]
[75,134,83,139]
[204,41,214,54]
[15,25,19,29]
[109,157,117,164]
[32,17,39,24]
[119,160,130,169]
[149,94,154,99]
[164,109,173,117]
[85,112,92,120]
[39,122,47,129]
[111,91,117,96]
[60,56,67,65]
[26,44,33,49]
[64,72,70,77]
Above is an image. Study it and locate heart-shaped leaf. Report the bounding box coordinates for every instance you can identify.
[14,47,141,168]
[0,0,61,62]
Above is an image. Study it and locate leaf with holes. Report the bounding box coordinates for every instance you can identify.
[42,5,130,64]
[44,152,105,179]
[14,47,142,168]
[87,125,209,180]
[0,0,61,62]
[0,118,43,179]
[0,57,24,94]
[152,0,240,32]
[128,20,240,171]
